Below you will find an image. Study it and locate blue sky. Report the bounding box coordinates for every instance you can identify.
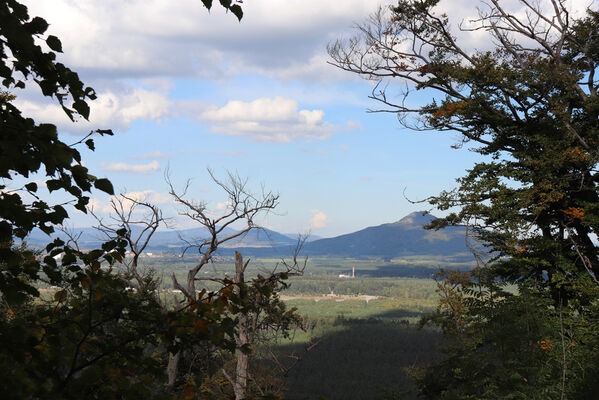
[18,0,583,237]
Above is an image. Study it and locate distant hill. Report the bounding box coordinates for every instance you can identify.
[23,212,475,259]
[296,211,472,258]
[282,233,322,242]
[24,225,296,250]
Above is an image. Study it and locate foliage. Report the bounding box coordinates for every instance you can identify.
[0,1,246,398]
[0,240,173,399]
[410,269,599,399]
[330,0,599,397]
[0,0,116,305]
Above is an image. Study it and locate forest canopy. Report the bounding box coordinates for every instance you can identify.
[329,0,599,397]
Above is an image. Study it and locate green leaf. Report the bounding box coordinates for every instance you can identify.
[95,129,114,136]
[46,35,63,52]
[28,17,49,34]
[62,252,76,265]
[85,87,97,100]
[72,99,90,120]
[46,179,62,192]
[25,182,38,192]
[54,289,67,302]
[201,0,213,9]
[85,138,95,150]
[230,4,243,20]
[94,178,114,195]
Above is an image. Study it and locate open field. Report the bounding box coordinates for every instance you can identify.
[130,254,473,289]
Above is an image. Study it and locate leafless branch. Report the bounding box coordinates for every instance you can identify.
[166,169,279,303]
[90,193,169,289]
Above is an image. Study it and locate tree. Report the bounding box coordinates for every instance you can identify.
[165,171,305,398]
[0,0,245,398]
[0,0,116,304]
[330,0,599,397]
[0,0,244,306]
[93,173,305,399]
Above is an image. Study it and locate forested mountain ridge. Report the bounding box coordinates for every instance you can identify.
[24,226,297,250]
[24,211,473,258]
[297,211,472,258]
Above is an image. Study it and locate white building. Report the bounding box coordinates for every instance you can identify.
[339,266,355,279]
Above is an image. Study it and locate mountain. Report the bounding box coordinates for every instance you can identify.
[23,226,295,250]
[233,211,472,259]
[22,212,474,259]
[221,228,297,248]
[282,233,322,242]
[298,212,471,258]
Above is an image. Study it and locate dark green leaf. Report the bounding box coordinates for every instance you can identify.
[230,4,243,21]
[46,35,63,52]
[85,138,95,150]
[94,178,114,195]
[72,99,90,120]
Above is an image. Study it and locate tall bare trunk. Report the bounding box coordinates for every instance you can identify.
[167,351,180,389]
[233,251,249,400]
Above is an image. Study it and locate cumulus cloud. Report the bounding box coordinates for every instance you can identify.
[310,210,328,228]
[88,198,113,214]
[102,160,161,174]
[15,88,170,135]
[21,0,594,84]
[22,0,381,81]
[215,201,232,210]
[197,97,338,142]
[122,190,172,204]
[89,190,172,215]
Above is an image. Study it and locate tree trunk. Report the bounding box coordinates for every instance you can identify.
[167,351,180,389]
[233,251,249,400]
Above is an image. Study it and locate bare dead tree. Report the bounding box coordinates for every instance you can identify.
[166,169,279,303]
[90,193,169,291]
[164,170,310,394]
[220,242,307,400]
[87,171,304,396]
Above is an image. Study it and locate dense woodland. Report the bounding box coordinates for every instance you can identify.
[3,0,599,399]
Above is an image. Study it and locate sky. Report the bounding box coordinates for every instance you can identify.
[13,0,592,237]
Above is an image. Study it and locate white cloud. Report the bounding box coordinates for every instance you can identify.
[122,190,172,204]
[133,151,171,160]
[102,160,161,174]
[197,97,338,142]
[22,0,382,81]
[89,190,172,215]
[88,198,113,214]
[215,201,232,210]
[15,88,170,135]
[310,210,328,228]
[21,0,595,83]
